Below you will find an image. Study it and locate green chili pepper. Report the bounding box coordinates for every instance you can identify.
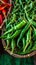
[5,34,10,49]
[0,20,26,37]
[26,41,32,52]
[23,28,31,52]
[32,41,36,51]
[32,21,36,27]
[24,7,30,21]
[0,0,36,55]
[6,14,16,28]
[33,28,36,37]
[10,30,21,39]
[17,22,31,47]
[22,38,26,52]
[14,20,26,30]
[5,30,21,40]
[32,27,36,41]
[19,0,23,8]
[0,27,13,38]
[11,39,16,53]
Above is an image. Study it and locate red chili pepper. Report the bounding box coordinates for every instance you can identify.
[4,3,11,7]
[2,9,6,17]
[0,5,7,10]
[2,0,8,3]
[0,0,11,26]
[0,14,3,25]
[0,0,11,7]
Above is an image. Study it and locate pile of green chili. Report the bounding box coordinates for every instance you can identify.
[0,0,36,55]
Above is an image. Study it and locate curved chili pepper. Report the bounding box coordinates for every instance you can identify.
[0,5,7,10]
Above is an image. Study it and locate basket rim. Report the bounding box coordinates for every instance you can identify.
[5,50,36,58]
[2,38,36,58]
[0,0,11,29]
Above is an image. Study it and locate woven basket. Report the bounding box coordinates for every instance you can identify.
[0,0,11,29]
[1,29,36,58]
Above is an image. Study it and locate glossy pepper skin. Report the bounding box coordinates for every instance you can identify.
[0,14,3,25]
[0,0,11,25]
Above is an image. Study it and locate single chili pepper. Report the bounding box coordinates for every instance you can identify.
[0,14,3,25]
[14,20,26,30]
[22,38,26,52]
[26,41,32,52]
[17,21,31,47]
[33,27,36,36]
[11,39,16,53]
[22,28,31,52]
[4,30,21,40]
[33,27,36,40]
[5,34,10,50]
[11,30,21,39]
[0,5,7,10]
